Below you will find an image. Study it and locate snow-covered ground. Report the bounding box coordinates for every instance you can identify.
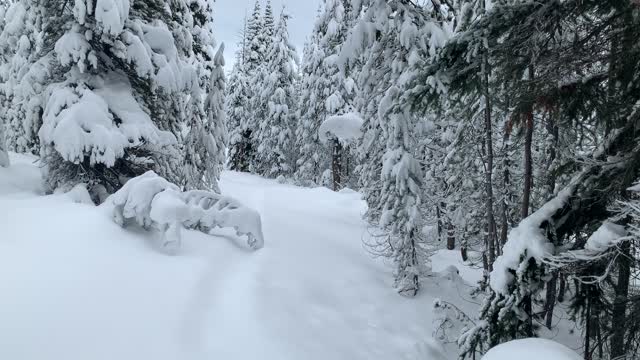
[0,153,479,360]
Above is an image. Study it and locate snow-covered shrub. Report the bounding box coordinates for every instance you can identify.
[112,171,264,254]
[482,338,581,360]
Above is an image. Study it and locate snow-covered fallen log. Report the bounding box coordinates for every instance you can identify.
[111,171,264,253]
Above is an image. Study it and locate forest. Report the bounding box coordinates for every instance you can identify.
[0,0,639,359]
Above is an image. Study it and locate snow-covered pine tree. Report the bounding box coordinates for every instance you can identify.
[453,0,640,357]
[263,1,275,49]
[183,44,228,192]
[294,0,358,188]
[226,61,252,172]
[378,86,424,296]
[253,11,299,178]
[294,28,327,185]
[0,1,47,154]
[341,0,450,295]
[227,0,266,173]
[4,0,215,200]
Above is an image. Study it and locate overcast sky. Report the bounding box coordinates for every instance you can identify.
[213,0,322,70]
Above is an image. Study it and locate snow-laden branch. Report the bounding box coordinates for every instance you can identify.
[318,112,363,144]
[111,171,264,253]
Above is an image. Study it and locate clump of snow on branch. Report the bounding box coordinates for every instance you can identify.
[318,112,363,144]
[584,222,627,252]
[39,72,175,167]
[490,187,573,294]
[111,171,264,254]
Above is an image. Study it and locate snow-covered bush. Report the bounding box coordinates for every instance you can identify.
[482,338,581,360]
[112,171,264,254]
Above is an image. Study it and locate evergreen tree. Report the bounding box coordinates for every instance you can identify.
[295,0,358,187]
[226,62,252,172]
[184,44,228,192]
[0,0,219,200]
[0,1,47,154]
[227,0,266,173]
[341,0,449,296]
[254,11,299,178]
[263,1,275,48]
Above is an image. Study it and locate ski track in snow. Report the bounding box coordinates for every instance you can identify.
[0,154,472,360]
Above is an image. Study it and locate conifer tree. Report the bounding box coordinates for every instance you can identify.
[184,44,228,192]
[254,11,299,178]
[226,62,252,172]
[227,0,266,173]
[0,1,47,154]
[295,0,358,187]
[0,0,219,200]
[341,0,449,296]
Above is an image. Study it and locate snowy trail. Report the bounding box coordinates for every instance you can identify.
[0,155,457,360]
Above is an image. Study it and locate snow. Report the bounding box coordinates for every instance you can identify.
[483,338,581,360]
[431,249,483,285]
[39,72,175,167]
[584,221,627,252]
[318,112,364,143]
[490,187,573,294]
[0,155,472,360]
[94,0,130,36]
[54,25,95,72]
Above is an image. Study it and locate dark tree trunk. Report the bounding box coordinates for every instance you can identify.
[483,59,497,270]
[544,111,560,329]
[436,203,443,240]
[558,273,566,303]
[610,241,631,359]
[545,271,558,329]
[461,245,468,262]
[584,296,591,360]
[332,138,343,191]
[522,108,534,219]
[499,127,511,253]
[447,222,455,250]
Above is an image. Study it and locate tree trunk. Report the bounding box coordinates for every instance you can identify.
[499,126,511,252]
[436,203,443,241]
[584,296,591,360]
[610,240,631,359]
[332,138,343,191]
[0,124,8,168]
[544,111,559,329]
[544,271,558,329]
[447,222,455,250]
[522,108,534,219]
[558,273,566,303]
[483,53,497,270]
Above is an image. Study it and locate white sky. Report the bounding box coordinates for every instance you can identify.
[213,0,322,70]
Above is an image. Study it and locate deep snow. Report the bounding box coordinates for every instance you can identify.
[0,153,477,360]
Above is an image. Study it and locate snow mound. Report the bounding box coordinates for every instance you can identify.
[483,338,581,360]
[319,112,363,143]
[490,188,572,294]
[111,171,264,253]
[585,221,627,252]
